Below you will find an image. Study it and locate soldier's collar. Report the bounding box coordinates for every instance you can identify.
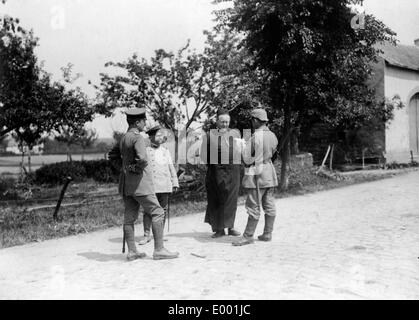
[255,125,269,131]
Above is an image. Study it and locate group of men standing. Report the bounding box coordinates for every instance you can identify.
[202,108,279,246]
[110,105,279,261]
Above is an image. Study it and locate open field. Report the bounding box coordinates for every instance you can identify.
[0,153,107,174]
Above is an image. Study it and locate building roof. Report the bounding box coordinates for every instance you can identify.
[376,43,419,72]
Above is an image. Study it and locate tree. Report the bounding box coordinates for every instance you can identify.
[0,11,39,138]
[51,63,96,162]
[54,125,83,162]
[96,29,271,168]
[0,134,8,151]
[11,124,44,174]
[1,7,97,169]
[215,0,397,189]
[202,29,270,129]
[96,32,263,133]
[78,128,98,161]
[96,41,237,165]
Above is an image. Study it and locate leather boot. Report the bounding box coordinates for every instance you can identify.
[228,228,241,236]
[138,231,152,245]
[162,213,168,242]
[211,230,225,238]
[232,216,259,246]
[138,214,152,245]
[152,219,179,260]
[123,224,146,261]
[258,215,276,242]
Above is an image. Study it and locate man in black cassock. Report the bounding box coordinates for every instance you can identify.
[201,109,242,238]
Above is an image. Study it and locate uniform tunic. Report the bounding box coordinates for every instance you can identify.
[242,125,278,189]
[118,128,155,196]
[202,128,242,231]
[242,125,279,219]
[117,127,164,225]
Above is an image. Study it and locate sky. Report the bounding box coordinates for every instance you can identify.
[1,0,419,138]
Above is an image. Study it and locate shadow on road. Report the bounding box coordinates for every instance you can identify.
[108,237,143,243]
[107,232,239,244]
[77,252,126,262]
[168,232,237,244]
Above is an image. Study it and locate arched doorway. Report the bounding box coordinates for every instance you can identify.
[409,93,419,154]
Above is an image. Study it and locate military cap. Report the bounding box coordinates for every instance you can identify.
[124,107,146,117]
[146,125,162,136]
[250,108,269,122]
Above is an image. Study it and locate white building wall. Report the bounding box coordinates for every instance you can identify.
[384,65,419,163]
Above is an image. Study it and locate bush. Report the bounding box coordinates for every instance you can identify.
[82,159,119,183]
[0,176,14,194]
[34,160,119,185]
[34,161,87,185]
[0,176,19,200]
[386,161,419,170]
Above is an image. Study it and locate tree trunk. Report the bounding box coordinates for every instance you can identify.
[362,148,365,169]
[28,148,32,173]
[173,131,181,171]
[67,145,72,162]
[280,105,291,191]
[20,148,25,176]
[290,127,299,155]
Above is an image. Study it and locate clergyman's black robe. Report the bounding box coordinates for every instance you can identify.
[202,129,241,232]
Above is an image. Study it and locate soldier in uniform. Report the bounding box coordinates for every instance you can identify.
[233,108,279,246]
[109,107,179,261]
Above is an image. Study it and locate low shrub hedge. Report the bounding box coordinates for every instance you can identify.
[0,176,20,200]
[34,161,87,185]
[34,160,121,185]
[82,159,119,183]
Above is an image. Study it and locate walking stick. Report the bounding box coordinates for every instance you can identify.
[167,197,170,233]
[122,229,126,253]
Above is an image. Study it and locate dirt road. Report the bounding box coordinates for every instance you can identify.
[1,170,419,299]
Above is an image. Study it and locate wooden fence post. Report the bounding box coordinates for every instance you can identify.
[316,145,331,174]
[53,176,73,221]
